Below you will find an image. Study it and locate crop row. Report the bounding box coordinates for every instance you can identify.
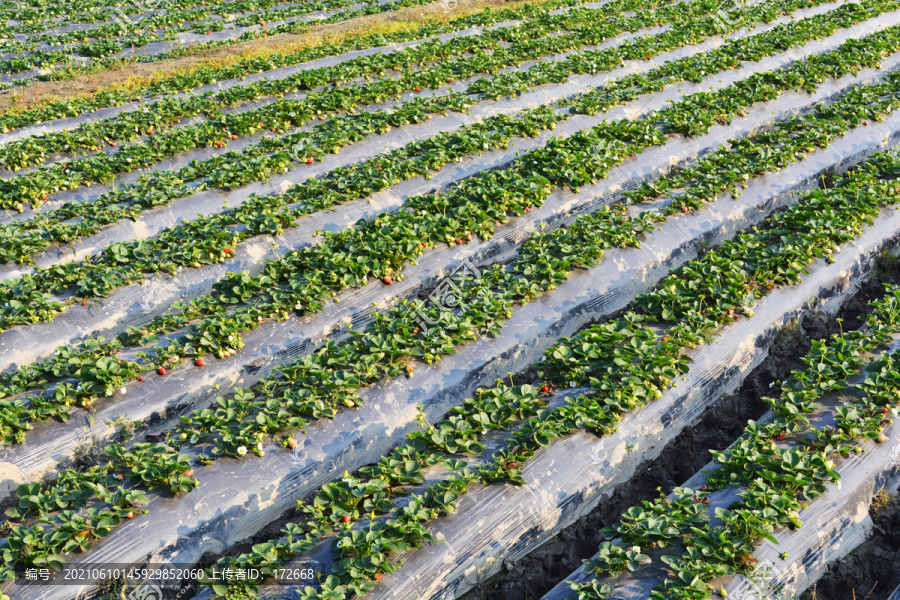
[0,0,452,77]
[2,0,872,300]
[2,21,897,448]
[4,56,900,586]
[0,0,722,173]
[0,0,347,59]
[570,286,900,599]
[0,0,854,266]
[0,92,479,264]
[195,148,900,599]
[0,0,631,130]
[2,0,288,33]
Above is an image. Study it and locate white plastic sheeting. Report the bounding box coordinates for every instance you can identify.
[5,41,899,496]
[351,195,900,600]
[0,0,838,167]
[0,0,617,143]
[9,75,900,600]
[2,2,893,381]
[542,336,900,600]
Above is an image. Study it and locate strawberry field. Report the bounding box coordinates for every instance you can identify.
[2,0,900,597]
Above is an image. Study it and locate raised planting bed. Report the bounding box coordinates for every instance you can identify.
[190,147,900,600]
[8,0,900,597]
[542,297,900,600]
[5,41,900,498]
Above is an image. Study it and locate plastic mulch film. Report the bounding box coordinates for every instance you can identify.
[8,77,900,600]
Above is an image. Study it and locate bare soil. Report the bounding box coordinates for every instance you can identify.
[799,491,900,600]
[458,260,900,600]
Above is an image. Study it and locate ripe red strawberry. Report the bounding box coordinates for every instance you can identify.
[82,300,87,306]
[456,239,463,245]
[778,435,785,441]
[883,407,889,414]
[541,385,550,393]
[421,242,427,247]
[184,469,194,477]
[83,399,92,408]
[116,474,124,480]
[727,309,734,316]
[863,121,868,126]
[448,78,453,83]
[196,358,205,367]
[42,195,48,201]
[383,276,393,285]
[341,515,352,523]
[524,207,530,212]
[126,511,134,519]
[681,206,688,213]
[232,135,238,140]
[406,365,414,374]
[307,158,314,164]
[139,377,144,382]
[375,573,383,581]
[158,367,167,376]
[414,87,421,92]
[148,129,154,135]
[224,247,232,254]
[466,234,473,242]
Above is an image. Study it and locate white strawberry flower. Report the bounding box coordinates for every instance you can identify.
[237,446,247,456]
[630,546,641,553]
[120,387,126,395]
